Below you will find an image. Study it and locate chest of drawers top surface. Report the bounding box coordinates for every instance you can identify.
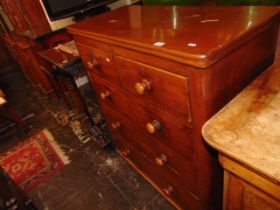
[68,6,280,68]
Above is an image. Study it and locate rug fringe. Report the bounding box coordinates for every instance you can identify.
[42,129,71,165]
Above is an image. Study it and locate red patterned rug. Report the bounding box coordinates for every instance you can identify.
[0,129,70,192]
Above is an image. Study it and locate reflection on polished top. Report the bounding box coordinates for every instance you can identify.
[68,6,280,68]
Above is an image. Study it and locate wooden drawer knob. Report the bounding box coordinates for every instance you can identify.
[100,90,111,100]
[122,149,131,157]
[134,79,151,95]
[87,59,99,70]
[146,120,160,134]
[155,154,167,166]
[111,122,121,130]
[163,185,174,197]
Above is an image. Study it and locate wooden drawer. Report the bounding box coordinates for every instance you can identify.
[102,104,196,194]
[102,105,200,210]
[115,56,191,122]
[105,119,200,209]
[90,75,193,161]
[76,42,119,84]
[121,144,201,210]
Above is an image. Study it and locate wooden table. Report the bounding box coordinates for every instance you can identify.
[39,48,87,114]
[202,65,280,210]
[39,47,113,147]
[69,6,280,210]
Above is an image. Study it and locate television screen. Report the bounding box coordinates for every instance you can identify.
[42,0,115,20]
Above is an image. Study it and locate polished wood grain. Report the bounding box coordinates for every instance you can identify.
[103,104,200,210]
[220,155,280,210]
[1,0,29,35]
[18,0,51,38]
[69,6,280,68]
[69,6,280,210]
[2,33,53,93]
[39,47,88,114]
[1,0,51,38]
[90,75,194,161]
[103,100,196,188]
[202,37,280,209]
[39,48,80,70]
[115,56,191,120]
[2,33,39,85]
[77,42,120,85]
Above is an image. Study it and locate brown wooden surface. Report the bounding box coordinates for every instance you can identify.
[103,105,200,210]
[39,48,80,69]
[2,33,53,93]
[91,75,194,161]
[42,32,73,49]
[1,0,51,38]
[77,42,120,85]
[18,0,51,38]
[39,47,87,113]
[69,6,280,68]
[115,56,191,120]
[69,6,280,210]
[99,95,196,191]
[1,0,29,35]
[2,33,39,85]
[220,156,280,210]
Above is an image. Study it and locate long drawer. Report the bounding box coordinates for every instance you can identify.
[122,146,201,210]
[90,74,194,161]
[115,56,191,122]
[102,103,196,194]
[103,104,200,210]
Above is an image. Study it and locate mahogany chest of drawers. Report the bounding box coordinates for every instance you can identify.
[68,6,280,210]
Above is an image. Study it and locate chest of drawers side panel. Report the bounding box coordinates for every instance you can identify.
[188,21,279,210]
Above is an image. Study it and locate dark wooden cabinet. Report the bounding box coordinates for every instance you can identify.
[1,0,51,38]
[69,6,280,210]
[0,0,55,93]
[2,33,53,93]
[0,0,71,94]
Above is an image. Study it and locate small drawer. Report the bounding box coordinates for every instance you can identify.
[89,75,127,110]
[115,56,191,122]
[76,42,119,84]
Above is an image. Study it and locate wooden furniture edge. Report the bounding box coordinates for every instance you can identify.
[219,154,280,202]
[68,16,279,69]
[116,148,195,210]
